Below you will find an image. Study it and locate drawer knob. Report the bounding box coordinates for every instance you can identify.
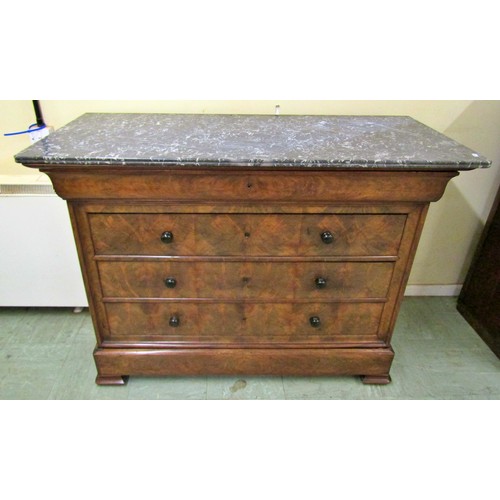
[164,277,177,289]
[160,231,174,244]
[309,316,321,328]
[315,277,327,289]
[320,231,334,244]
[169,315,180,327]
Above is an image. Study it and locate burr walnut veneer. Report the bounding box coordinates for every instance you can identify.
[15,114,489,385]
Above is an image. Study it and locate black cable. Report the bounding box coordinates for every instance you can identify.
[32,100,46,127]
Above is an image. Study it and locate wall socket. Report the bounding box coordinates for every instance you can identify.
[29,126,52,143]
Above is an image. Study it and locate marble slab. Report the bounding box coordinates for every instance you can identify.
[15,113,491,169]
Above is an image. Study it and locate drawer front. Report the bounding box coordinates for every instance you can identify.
[104,302,384,344]
[99,261,394,300]
[52,170,457,203]
[90,213,406,256]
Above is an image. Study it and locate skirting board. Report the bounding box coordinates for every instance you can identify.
[404,284,462,296]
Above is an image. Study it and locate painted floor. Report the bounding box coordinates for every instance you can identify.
[0,297,498,399]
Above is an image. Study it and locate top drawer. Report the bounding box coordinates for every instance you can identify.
[89,213,406,257]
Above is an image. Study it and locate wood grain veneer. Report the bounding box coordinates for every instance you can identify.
[42,167,456,385]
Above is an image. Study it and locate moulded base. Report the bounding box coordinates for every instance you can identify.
[93,345,394,385]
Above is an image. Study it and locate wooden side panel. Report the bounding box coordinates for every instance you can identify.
[67,203,109,345]
[377,204,430,343]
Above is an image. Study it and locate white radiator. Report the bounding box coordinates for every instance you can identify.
[0,174,87,307]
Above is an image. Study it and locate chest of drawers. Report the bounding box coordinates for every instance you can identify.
[15,113,489,385]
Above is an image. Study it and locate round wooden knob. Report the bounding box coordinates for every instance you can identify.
[169,316,180,327]
[164,277,177,289]
[161,231,174,243]
[309,316,321,328]
[315,277,327,289]
[320,231,334,244]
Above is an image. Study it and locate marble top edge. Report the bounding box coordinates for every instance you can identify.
[15,158,489,170]
[15,112,491,170]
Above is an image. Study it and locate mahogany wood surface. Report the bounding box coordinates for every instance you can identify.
[93,346,395,380]
[32,166,457,385]
[89,213,406,257]
[42,168,458,203]
[104,301,384,343]
[98,260,394,300]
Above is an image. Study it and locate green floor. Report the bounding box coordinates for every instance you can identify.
[0,297,498,399]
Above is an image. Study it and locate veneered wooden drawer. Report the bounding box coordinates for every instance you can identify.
[104,302,384,344]
[89,213,406,256]
[50,170,458,204]
[99,261,394,300]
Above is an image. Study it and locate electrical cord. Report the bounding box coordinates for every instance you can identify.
[4,123,47,137]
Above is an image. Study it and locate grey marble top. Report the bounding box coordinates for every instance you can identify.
[15,113,490,170]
